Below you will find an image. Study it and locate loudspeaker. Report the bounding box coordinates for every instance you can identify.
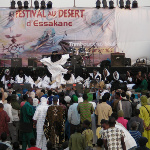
[28,58,37,67]
[111,53,125,67]
[124,58,131,66]
[11,58,22,67]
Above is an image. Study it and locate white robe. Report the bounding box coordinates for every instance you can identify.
[15,74,28,83]
[40,54,69,81]
[41,76,51,89]
[33,98,49,150]
[1,75,14,89]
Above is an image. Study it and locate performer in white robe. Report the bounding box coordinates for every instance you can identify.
[40,52,69,81]
[90,69,101,81]
[33,97,49,150]
[15,69,28,83]
[1,69,14,90]
[41,75,51,89]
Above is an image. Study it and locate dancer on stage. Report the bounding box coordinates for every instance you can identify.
[40,51,69,81]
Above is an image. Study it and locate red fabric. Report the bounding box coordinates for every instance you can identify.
[0,110,10,138]
[117,117,128,129]
[27,147,41,150]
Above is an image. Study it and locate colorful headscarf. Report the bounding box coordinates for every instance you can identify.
[72,95,78,102]
[87,93,93,101]
[141,95,147,106]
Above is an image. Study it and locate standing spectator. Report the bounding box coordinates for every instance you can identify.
[139,95,150,148]
[69,125,86,150]
[4,96,17,143]
[129,122,141,147]
[117,92,132,120]
[117,110,128,129]
[44,96,65,148]
[77,94,94,124]
[129,109,144,134]
[11,94,20,142]
[0,132,12,150]
[95,95,112,126]
[20,97,34,150]
[82,120,93,150]
[27,138,41,150]
[0,103,10,139]
[47,90,53,105]
[33,97,49,150]
[112,92,121,112]
[68,95,80,135]
[136,137,150,150]
[103,117,126,150]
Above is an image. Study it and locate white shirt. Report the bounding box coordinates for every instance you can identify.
[68,103,80,125]
[12,108,19,121]
[15,74,28,83]
[4,103,14,123]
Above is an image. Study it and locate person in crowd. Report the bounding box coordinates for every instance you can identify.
[0,88,5,104]
[27,138,41,150]
[68,95,80,136]
[47,90,53,105]
[102,68,111,84]
[20,94,28,107]
[135,74,148,92]
[20,97,34,150]
[103,117,126,150]
[125,71,133,84]
[129,121,141,148]
[117,110,128,129]
[82,120,93,150]
[129,109,144,134]
[112,92,121,112]
[33,97,49,150]
[90,69,101,81]
[136,137,150,150]
[105,92,113,107]
[69,125,86,150]
[46,141,53,150]
[117,92,132,120]
[0,103,10,139]
[1,69,14,90]
[4,96,17,143]
[13,142,21,150]
[96,138,104,150]
[11,94,20,142]
[139,95,150,148]
[77,93,94,124]
[44,96,65,148]
[0,132,12,150]
[95,94,112,126]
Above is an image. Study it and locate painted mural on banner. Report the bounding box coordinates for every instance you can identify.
[0,8,116,66]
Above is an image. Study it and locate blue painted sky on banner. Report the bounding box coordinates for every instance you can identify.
[0,0,150,8]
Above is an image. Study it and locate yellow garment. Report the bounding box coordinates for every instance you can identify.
[82,129,93,147]
[96,127,102,139]
[139,105,150,148]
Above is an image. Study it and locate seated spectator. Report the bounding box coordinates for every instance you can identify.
[27,138,41,150]
[117,110,128,129]
[129,122,141,148]
[13,142,21,150]
[136,137,150,150]
[0,132,12,150]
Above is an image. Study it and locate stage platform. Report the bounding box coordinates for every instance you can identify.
[0,66,149,79]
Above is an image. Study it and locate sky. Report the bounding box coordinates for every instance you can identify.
[0,0,150,8]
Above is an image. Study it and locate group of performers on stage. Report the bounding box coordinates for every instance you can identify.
[0,52,149,93]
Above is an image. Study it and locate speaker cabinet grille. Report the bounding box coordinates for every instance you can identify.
[111,53,125,67]
[11,58,22,67]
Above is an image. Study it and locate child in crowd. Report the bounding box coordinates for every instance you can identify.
[27,138,41,150]
[96,138,104,150]
[129,121,141,147]
[82,120,93,150]
[13,142,21,150]
[69,125,86,150]
[0,132,12,150]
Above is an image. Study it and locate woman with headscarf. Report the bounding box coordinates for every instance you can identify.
[139,95,150,148]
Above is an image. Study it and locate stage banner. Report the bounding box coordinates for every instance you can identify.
[0,8,116,66]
